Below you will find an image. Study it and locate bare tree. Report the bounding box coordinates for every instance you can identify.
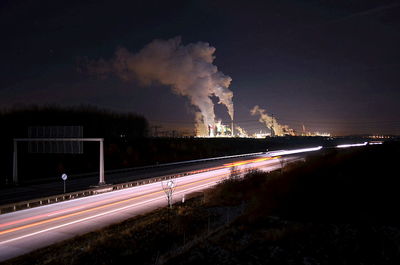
[162,180,176,208]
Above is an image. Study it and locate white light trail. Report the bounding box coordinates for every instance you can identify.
[336,142,368,148]
[266,146,323,157]
[368,141,383,145]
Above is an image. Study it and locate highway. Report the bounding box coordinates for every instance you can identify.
[0,152,304,262]
[0,152,267,205]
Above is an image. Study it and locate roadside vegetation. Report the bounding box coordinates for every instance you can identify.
[0,105,336,186]
[0,105,148,184]
[167,142,400,265]
[4,142,400,265]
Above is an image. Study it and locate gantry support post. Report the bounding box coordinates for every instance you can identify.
[13,140,18,185]
[99,139,105,185]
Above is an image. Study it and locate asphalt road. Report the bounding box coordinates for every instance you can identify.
[0,152,267,205]
[0,154,301,262]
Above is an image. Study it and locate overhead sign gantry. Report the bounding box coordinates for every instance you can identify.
[13,126,105,186]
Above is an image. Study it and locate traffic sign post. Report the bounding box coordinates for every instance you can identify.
[61,173,68,193]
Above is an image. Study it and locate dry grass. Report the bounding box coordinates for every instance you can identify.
[6,143,400,265]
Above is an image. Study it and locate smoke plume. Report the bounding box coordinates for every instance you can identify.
[235,125,249,137]
[250,105,293,136]
[86,37,234,136]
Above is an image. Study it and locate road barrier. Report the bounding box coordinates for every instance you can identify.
[0,161,234,215]
[17,151,265,186]
[1,143,373,215]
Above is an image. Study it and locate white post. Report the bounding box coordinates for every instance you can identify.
[99,139,105,185]
[13,140,18,185]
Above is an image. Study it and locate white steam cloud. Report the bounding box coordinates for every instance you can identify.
[235,125,249,137]
[250,105,294,136]
[86,37,234,136]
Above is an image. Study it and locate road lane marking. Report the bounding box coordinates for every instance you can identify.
[0,173,237,245]
[0,155,274,229]
[0,160,279,237]
[0,165,229,228]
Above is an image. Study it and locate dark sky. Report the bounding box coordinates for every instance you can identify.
[1,0,400,135]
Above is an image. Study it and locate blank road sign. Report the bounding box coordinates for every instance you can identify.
[28,126,84,154]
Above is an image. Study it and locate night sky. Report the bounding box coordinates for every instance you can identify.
[1,0,400,135]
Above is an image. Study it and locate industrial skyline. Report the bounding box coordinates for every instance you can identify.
[1,2,400,263]
[1,1,400,135]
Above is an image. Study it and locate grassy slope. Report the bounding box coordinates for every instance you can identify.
[4,142,400,264]
[166,142,400,265]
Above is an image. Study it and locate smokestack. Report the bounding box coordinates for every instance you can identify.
[235,125,248,137]
[271,114,275,137]
[250,105,292,137]
[231,120,234,137]
[270,126,275,137]
[85,37,234,137]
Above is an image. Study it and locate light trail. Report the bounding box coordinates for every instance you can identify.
[0,195,166,245]
[336,142,368,148]
[223,156,278,167]
[0,180,228,246]
[0,196,128,229]
[0,147,326,262]
[266,146,322,156]
[368,141,383,145]
[0,164,233,229]
[0,158,279,237]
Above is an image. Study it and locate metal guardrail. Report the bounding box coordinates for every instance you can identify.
[68,151,265,180]
[105,151,265,174]
[0,143,373,215]
[0,158,236,215]
[18,151,265,185]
